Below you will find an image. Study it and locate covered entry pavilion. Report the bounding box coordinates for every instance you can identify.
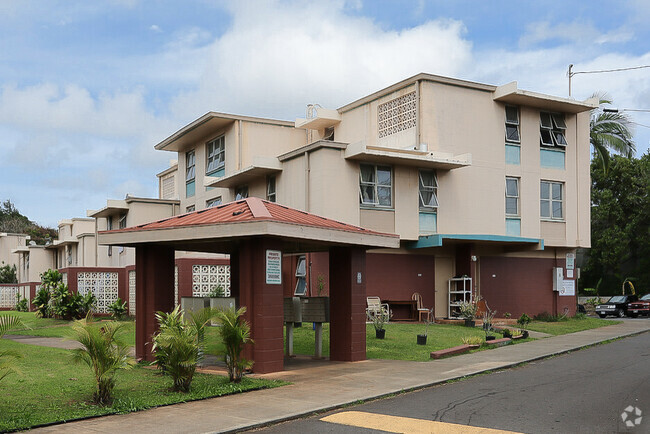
[97,197,398,373]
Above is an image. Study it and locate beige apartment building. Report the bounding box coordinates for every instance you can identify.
[155,73,595,319]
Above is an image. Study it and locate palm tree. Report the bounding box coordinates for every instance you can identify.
[70,317,133,405]
[590,93,636,174]
[214,307,253,383]
[0,315,25,383]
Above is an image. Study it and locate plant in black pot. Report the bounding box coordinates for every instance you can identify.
[482,307,496,340]
[417,308,434,345]
[370,308,392,339]
[517,313,531,339]
[459,297,480,327]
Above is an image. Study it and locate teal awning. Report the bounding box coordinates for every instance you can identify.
[407,234,543,249]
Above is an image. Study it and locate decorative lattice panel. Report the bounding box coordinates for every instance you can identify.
[128,270,136,316]
[0,285,19,308]
[175,266,179,307]
[192,264,230,297]
[378,92,416,138]
[77,272,119,314]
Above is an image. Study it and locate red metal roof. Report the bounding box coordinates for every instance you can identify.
[101,197,397,237]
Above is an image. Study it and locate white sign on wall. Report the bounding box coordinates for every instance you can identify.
[566,253,575,270]
[265,250,282,285]
[560,279,575,296]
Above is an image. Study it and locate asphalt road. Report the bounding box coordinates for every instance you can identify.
[249,331,649,434]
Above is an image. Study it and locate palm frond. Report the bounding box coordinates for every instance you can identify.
[0,315,25,337]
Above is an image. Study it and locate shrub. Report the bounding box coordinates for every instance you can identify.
[502,328,512,338]
[573,313,587,320]
[461,336,483,346]
[108,298,128,320]
[458,297,480,320]
[0,262,17,284]
[533,312,569,322]
[482,307,496,338]
[32,287,52,318]
[214,307,253,383]
[504,312,511,319]
[70,317,133,405]
[517,313,531,329]
[51,284,95,320]
[207,285,226,298]
[15,294,28,312]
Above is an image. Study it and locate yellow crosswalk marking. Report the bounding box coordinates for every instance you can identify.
[320,411,522,434]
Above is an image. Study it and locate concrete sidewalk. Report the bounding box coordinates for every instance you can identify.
[29,319,649,434]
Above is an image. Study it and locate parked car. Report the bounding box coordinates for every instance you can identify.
[627,294,650,318]
[596,295,638,318]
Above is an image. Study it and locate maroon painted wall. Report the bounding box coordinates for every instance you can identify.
[365,253,435,319]
[480,256,576,318]
[282,252,330,298]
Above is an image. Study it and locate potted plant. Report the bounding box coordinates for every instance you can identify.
[510,329,523,339]
[370,308,392,339]
[482,307,496,340]
[458,297,479,327]
[517,313,531,339]
[417,308,434,345]
[502,327,512,338]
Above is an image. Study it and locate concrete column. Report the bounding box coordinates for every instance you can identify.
[135,244,175,361]
[235,238,284,373]
[329,246,366,362]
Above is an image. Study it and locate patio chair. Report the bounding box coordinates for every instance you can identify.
[366,296,390,322]
[412,292,431,322]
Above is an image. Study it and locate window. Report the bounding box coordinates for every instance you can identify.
[359,164,392,207]
[206,197,221,208]
[235,185,248,200]
[505,177,519,216]
[267,177,276,202]
[186,205,195,213]
[186,150,196,197]
[106,217,113,257]
[540,181,563,219]
[540,112,567,148]
[118,214,127,229]
[294,255,307,296]
[418,170,438,209]
[505,106,520,143]
[206,136,225,176]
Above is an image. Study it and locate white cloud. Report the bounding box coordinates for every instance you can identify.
[150,24,162,33]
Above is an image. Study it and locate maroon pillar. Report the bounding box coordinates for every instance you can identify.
[135,244,175,361]
[329,246,366,362]
[234,239,284,373]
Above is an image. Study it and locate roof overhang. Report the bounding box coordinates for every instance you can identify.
[493,82,598,114]
[205,157,282,189]
[345,142,471,170]
[48,238,80,248]
[155,112,294,152]
[98,220,399,254]
[407,234,544,249]
[11,246,29,253]
[295,107,342,130]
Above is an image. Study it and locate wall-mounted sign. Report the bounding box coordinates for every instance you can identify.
[559,279,575,296]
[566,253,575,270]
[266,250,282,285]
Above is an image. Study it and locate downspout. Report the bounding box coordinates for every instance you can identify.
[305,151,310,212]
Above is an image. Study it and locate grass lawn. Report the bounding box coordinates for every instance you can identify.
[526,316,620,336]
[0,338,286,432]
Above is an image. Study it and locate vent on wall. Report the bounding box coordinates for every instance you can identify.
[378,92,416,138]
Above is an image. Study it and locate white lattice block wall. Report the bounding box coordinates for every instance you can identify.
[128,270,136,316]
[175,266,179,307]
[0,286,19,308]
[378,91,416,138]
[77,272,119,314]
[192,264,230,297]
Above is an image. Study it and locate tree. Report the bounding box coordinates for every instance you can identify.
[581,154,650,295]
[0,199,58,245]
[0,262,17,284]
[0,315,26,383]
[590,94,636,175]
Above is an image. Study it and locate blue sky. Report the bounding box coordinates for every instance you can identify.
[1,0,649,227]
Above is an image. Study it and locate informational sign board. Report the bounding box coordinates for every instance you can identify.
[559,279,575,296]
[566,253,575,270]
[566,269,574,278]
[265,250,282,285]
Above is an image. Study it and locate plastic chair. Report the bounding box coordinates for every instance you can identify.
[412,292,431,322]
[366,296,390,322]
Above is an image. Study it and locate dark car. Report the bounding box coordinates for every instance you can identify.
[627,294,650,318]
[596,295,638,318]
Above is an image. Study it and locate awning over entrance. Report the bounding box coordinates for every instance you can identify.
[407,234,543,249]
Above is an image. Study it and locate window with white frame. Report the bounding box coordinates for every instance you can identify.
[418,169,438,210]
[186,205,195,213]
[505,106,520,143]
[206,136,225,176]
[206,197,221,208]
[267,176,276,202]
[540,112,567,148]
[359,164,392,207]
[118,214,127,229]
[540,181,563,219]
[235,185,248,200]
[294,255,307,296]
[186,150,196,197]
[505,177,519,216]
